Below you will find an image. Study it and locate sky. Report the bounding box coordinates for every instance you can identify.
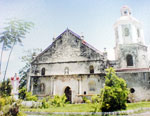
[0,0,150,80]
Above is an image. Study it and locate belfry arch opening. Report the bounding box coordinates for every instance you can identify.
[126,54,133,66]
[64,86,72,103]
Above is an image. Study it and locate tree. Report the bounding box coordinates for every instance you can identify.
[19,48,42,89]
[0,78,12,97]
[19,49,41,99]
[0,28,13,75]
[0,19,33,81]
[100,67,129,112]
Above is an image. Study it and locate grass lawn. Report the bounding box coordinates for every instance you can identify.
[127,102,150,110]
[21,102,150,113]
[21,104,93,112]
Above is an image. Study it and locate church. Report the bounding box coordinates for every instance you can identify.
[27,6,150,103]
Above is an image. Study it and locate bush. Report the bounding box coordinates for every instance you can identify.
[0,97,23,116]
[25,92,37,101]
[0,79,12,97]
[0,98,5,110]
[91,95,101,112]
[5,96,15,105]
[19,87,37,102]
[51,94,67,107]
[82,96,88,103]
[40,98,50,109]
[100,67,129,112]
[19,87,27,100]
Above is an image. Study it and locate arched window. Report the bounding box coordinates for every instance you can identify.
[89,65,94,73]
[40,83,45,93]
[88,80,96,91]
[126,54,133,66]
[41,68,45,76]
[64,67,69,75]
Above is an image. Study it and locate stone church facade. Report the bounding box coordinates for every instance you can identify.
[27,6,150,103]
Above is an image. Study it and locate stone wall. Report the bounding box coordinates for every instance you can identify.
[31,74,105,103]
[117,71,150,101]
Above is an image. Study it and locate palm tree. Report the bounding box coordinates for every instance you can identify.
[0,19,33,82]
[0,31,12,76]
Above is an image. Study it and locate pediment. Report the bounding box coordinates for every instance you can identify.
[32,29,104,64]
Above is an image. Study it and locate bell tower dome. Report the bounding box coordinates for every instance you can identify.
[114,6,148,69]
[121,6,131,16]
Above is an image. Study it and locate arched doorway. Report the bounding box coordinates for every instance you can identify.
[64,86,72,103]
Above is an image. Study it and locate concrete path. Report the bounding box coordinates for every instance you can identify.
[131,111,150,116]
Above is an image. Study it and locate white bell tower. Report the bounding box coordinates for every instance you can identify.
[114,6,148,69]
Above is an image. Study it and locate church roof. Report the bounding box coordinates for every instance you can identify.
[32,28,103,63]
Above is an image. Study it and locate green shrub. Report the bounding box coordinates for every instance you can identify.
[41,98,50,109]
[51,94,67,107]
[19,87,37,102]
[25,92,37,101]
[19,87,27,100]
[91,95,101,112]
[0,79,12,97]
[100,67,129,112]
[82,96,88,103]
[0,98,5,110]
[5,96,15,105]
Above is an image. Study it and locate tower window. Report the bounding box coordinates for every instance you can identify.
[124,28,129,36]
[124,11,127,14]
[137,29,140,37]
[41,68,45,76]
[126,54,133,66]
[89,65,94,73]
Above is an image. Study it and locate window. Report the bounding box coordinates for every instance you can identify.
[137,29,140,38]
[124,11,127,14]
[143,73,147,80]
[64,67,69,75]
[40,83,45,93]
[124,28,129,36]
[126,54,133,66]
[130,88,135,93]
[88,80,96,91]
[41,68,45,76]
[89,65,94,73]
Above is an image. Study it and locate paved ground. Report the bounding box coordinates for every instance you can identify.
[131,111,150,116]
[27,111,150,116]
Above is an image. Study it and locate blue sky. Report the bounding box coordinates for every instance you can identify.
[0,0,150,80]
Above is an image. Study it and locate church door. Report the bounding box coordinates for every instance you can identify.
[64,86,72,103]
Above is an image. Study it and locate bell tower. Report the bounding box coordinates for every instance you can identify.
[114,6,148,68]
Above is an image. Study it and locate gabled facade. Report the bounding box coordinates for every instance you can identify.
[28,29,107,103]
